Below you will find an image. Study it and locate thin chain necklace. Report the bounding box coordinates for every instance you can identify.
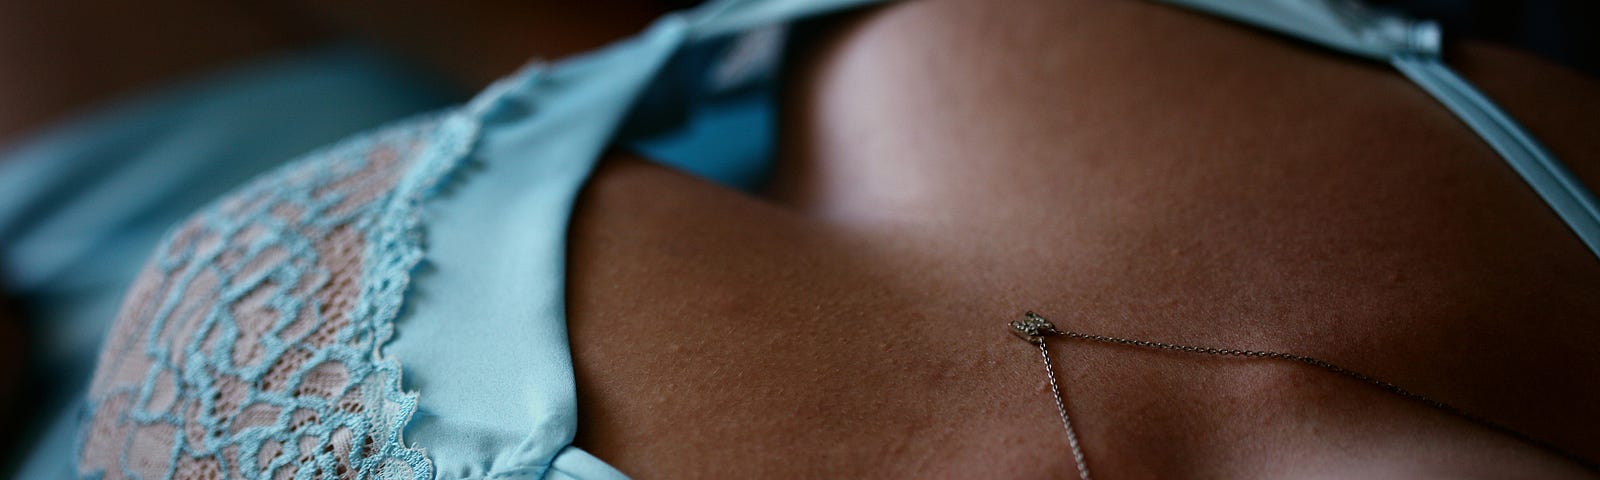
[1008,311,1596,479]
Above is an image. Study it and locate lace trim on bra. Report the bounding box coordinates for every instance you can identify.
[76,108,481,479]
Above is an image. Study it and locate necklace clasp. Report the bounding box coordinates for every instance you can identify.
[1010,311,1061,345]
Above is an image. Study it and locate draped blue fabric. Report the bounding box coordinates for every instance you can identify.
[1,46,458,479]
[28,0,1593,478]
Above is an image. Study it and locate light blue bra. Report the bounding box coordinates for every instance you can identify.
[0,46,459,479]
[67,1,1600,480]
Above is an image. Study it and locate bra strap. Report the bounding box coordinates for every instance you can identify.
[1163,0,1600,259]
[1393,55,1600,258]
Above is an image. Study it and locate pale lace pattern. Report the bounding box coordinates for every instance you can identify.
[78,110,479,480]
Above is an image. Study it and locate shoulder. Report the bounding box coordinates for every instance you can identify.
[1452,41,1600,185]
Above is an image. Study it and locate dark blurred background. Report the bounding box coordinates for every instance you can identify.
[1380,0,1600,77]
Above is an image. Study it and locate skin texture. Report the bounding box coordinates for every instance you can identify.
[0,0,669,460]
[566,0,1600,477]
[7,0,1597,477]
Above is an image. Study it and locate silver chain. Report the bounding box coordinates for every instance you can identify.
[1036,340,1092,480]
[1008,310,1596,478]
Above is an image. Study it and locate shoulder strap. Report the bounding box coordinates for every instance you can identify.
[1161,0,1600,259]
[1393,55,1600,257]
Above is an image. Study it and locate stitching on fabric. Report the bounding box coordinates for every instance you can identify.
[75,105,484,479]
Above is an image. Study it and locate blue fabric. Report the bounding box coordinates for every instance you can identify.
[56,2,878,478]
[50,0,1598,479]
[1,45,459,479]
[622,29,788,192]
[389,23,693,479]
[1164,0,1600,259]
[1392,55,1600,257]
[1157,0,1442,60]
[80,113,463,480]
[387,2,883,477]
[392,1,1600,478]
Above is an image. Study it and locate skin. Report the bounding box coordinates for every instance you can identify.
[0,0,669,473]
[566,0,1600,478]
[6,0,1597,477]
[0,0,667,457]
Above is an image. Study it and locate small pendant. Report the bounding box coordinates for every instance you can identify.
[1009,311,1061,345]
